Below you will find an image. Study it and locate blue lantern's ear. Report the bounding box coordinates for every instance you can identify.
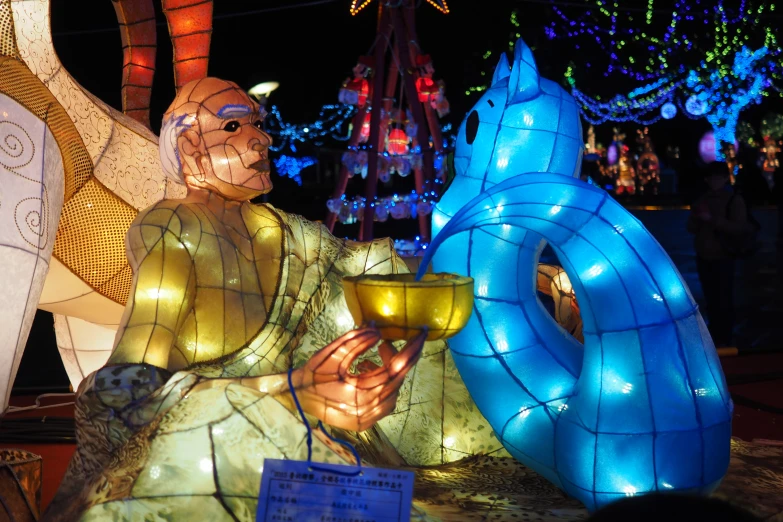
[507,38,541,104]
[491,52,510,86]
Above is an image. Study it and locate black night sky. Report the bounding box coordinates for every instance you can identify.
[51,0,533,132]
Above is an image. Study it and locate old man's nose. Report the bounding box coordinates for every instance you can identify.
[250,138,270,154]
[252,130,272,147]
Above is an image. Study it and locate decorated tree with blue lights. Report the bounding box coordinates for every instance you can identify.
[548,0,782,161]
[262,104,355,185]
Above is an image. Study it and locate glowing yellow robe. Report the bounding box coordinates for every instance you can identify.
[45,205,501,521]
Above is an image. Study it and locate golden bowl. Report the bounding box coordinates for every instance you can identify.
[342,273,474,341]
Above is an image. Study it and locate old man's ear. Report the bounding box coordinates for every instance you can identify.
[179,128,201,157]
[178,128,204,179]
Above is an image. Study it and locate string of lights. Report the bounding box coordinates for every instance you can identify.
[265,108,453,185]
[326,179,444,225]
[546,0,779,80]
[273,155,318,185]
[733,115,783,146]
[571,46,775,158]
[571,80,683,126]
[548,0,782,160]
[340,147,449,182]
[392,237,429,255]
[264,104,356,152]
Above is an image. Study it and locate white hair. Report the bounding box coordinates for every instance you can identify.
[159,113,194,184]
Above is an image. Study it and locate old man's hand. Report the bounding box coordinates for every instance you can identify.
[289,327,426,432]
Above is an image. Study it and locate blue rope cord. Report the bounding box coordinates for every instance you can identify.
[287,368,363,476]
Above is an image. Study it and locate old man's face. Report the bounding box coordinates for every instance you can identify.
[168,78,274,200]
[196,86,272,196]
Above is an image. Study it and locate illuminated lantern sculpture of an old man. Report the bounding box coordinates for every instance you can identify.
[43,78,428,520]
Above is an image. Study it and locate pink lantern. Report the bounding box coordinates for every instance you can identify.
[607,144,618,165]
[699,131,739,163]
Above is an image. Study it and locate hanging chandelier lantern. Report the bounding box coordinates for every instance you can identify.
[415,54,439,103]
[338,56,374,107]
[416,77,438,103]
[339,77,370,107]
[387,128,409,155]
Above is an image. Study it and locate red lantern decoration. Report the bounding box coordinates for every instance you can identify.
[339,77,370,107]
[387,128,409,155]
[415,54,439,103]
[359,111,372,143]
[356,78,370,107]
[415,77,438,103]
[339,56,374,107]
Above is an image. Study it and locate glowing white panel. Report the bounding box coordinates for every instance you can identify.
[0,93,64,411]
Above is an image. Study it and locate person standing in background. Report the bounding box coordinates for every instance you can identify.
[687,162,753,348]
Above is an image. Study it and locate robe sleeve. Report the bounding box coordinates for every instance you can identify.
[333,236,409,277]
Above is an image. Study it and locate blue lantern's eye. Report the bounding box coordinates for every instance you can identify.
[465,110,479,145]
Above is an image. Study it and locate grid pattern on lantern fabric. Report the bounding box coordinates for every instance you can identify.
[111,192,409,375]
[113,0,157,127]
[47,191,523,518]
[432,41,583,244]
[103,76,506,476]
[161,0,214,91]
[453,80,582,188]
[426,174,733,511]
[158,77,272,190]
[108,186,513,468]
[426,38,731,511]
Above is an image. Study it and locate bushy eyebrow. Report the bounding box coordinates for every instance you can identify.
[217,104,253,119]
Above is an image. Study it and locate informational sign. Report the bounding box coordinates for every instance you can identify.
[257,459,414,522]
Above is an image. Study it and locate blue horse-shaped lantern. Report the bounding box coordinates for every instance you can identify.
[419,39,732,511]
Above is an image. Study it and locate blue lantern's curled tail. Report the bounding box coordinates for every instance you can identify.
[418,174,733,511]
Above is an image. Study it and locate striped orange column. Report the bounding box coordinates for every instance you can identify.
[112,0,157,128]
[161,0,213,93]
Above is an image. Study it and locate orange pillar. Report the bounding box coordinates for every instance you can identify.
[112,0,156,128]
[161,0,213,93]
